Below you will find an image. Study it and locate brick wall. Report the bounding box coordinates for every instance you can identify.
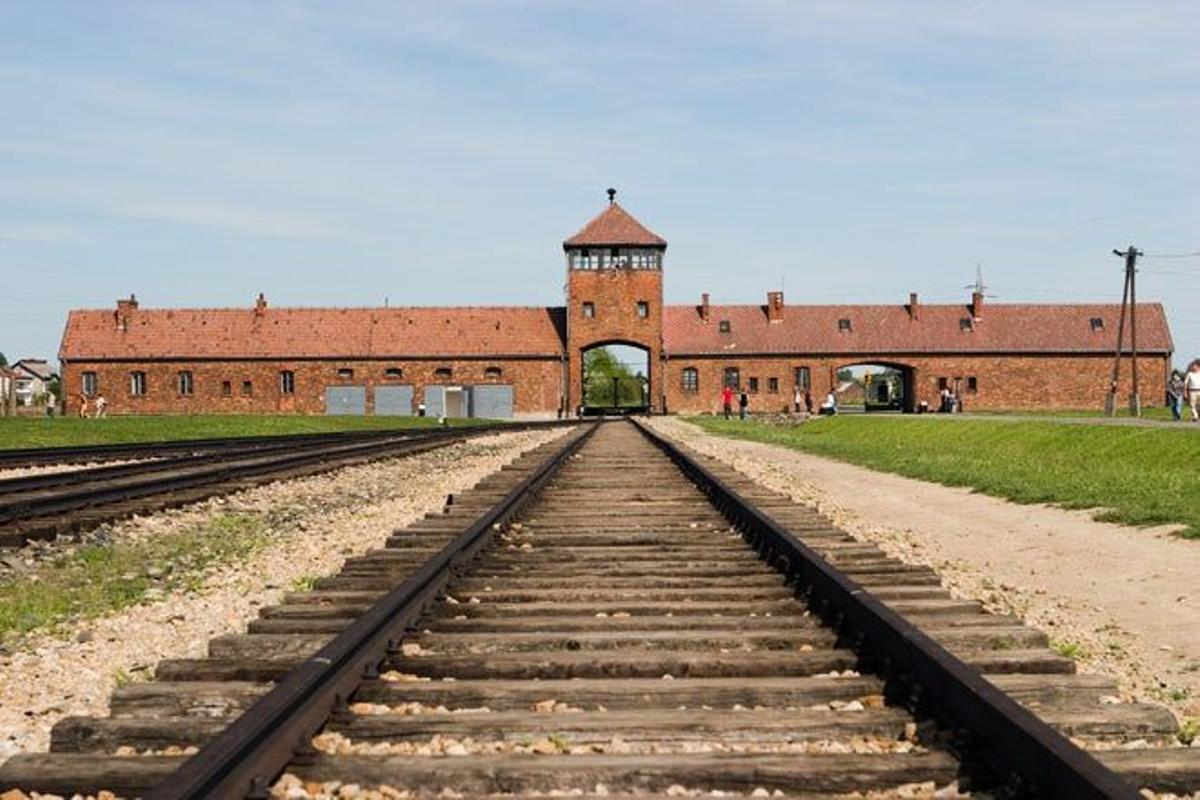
[663,353,1171,414]
[61,358,564,417]
[565,268,664,412]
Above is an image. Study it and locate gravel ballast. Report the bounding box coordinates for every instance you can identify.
[0,428,567,760]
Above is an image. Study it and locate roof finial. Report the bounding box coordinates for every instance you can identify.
[606,187,616,205]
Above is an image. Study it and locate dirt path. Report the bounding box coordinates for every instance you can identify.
[650,417,1200,723]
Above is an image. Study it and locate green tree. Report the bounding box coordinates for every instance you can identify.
[583,347,644,407]
[0,352,7,367]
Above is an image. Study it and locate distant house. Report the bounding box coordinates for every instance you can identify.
[12,358,58,407]
[0,366,17,415]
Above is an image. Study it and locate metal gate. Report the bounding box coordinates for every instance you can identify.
[325,386,366,415]
[470,385,514,419]
[374,385,414,416]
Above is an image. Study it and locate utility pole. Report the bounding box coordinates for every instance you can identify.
[1108,246,1142,417]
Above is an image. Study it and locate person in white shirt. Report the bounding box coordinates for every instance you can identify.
[1185,361,1200,422]
[819,391,838,416]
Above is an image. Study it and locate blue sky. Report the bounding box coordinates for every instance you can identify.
[2,1,1198,367]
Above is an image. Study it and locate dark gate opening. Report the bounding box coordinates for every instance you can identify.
[582,344,649,416]
[834,363,915,414]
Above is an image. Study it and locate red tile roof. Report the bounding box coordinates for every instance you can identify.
[563,203,667,248]
[663,302,1173,356]
[60,306,567,360]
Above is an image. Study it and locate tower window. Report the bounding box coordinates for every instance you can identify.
[681,367,699,393]
[838,318,852,332]
[177,371,194,396]
[636,301,649,319]
[582,302,595,319]
[718,320,731,333]
[280,370,296,394]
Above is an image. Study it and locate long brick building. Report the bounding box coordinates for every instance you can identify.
[59,196,1174,417]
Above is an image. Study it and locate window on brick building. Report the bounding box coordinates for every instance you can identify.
[723,367,740,389]
[434,367,452,380]
[959,317,973,331]
[81,372,97,396]
[337,368,354,380]
[838,318,852,332]
[1090,317,1104,331]
[582,302,595,319]
[384,367,403,380]
[484,366,502,379]
[967,376,978,393]
[221,380,232,397]
[938,377,949,392]
[749,377,759,393]
[242,380,253,396]
[681,368,699,393]
[718,320,731,333]
[768,377,779,393]
[177,371,194,396]
[280,370,296,395]
[129,371,146,396]
[636,301,649,319]
[794,367,811,390]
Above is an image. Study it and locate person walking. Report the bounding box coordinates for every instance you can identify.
[738,389,749,420]
[76,392,89,419]
[93,395,107,418]
[1168,371,1185,421]
[1185,361,1200,422]
[721,385,734,420]
[793,384,803,414]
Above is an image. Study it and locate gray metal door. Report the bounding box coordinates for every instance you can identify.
[325,386,366,415]
[374,385,414,416]
[424,386,445,418]
[471,385,514,419]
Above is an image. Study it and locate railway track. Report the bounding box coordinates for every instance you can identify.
[0,421,572,548]
[1,419,1195,798]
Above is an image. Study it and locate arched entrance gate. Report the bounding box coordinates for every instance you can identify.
[580,343,650,415]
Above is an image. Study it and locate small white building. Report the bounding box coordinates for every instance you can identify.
[11,359,57,407]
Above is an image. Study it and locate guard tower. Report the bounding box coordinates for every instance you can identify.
[563,189,666,414]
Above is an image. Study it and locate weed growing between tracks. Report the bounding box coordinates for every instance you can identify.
[0,512,270,645]
[690,416,1200,538]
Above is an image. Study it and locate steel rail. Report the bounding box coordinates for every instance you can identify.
[631,419,1138,799]
[145,421,598,800]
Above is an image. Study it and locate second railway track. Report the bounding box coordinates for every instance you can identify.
[0,419,1195,798]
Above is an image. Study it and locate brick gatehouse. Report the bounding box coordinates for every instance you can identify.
[59,195,1173,417]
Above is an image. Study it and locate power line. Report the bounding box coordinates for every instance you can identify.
[1142,251,1200,259]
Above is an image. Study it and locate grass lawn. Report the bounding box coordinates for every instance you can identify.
[0,414,482,450]
[690,415,1200,539]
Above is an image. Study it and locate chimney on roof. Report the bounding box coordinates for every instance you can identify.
[908,292,920,321]
[255,292,268,316]
[700,292,710,321]
[971,290,984,320]
[766,291,784,323]
[115,294,138,332]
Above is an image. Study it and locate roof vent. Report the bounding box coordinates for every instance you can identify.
[1090,317,1104,331]
[718,319,731,333]
[960,317,974,331]
[838,318,852,332]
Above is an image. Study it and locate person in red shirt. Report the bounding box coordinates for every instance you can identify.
[721,385,734,419]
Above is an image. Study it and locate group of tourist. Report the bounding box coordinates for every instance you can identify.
[75,393,107,419]
[1168,360,1200,422]
[720,384,837,419]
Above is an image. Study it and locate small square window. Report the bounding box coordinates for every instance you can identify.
[81,372,97,395]
[221,380,232,397]
[723,367,740,389]
[749,377,759,393]
[484,366,502,379]
[681,368,699,393]
[434,367,452,380]
[967,376,978,393]
[384,367,403,379]
[337,368,354,380]
[838,318,852,331]
[938,377,949,392]
[1090,317,1105,331]
[582,302,595,319]
[636,301,649,319]
[129,371,147,396]
[177,371,194,396]
[242,380,253,396]
[959,317,973,331]
[768,377,779,393]
[718,320,731,333]
[280,370,296,395]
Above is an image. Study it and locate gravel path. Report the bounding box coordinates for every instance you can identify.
[648,417,1200,723]
[0,428,567,760]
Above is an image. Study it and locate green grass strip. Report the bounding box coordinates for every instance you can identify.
[690,416,1200,539]
[0,512,274,644]
[0,414,481,449]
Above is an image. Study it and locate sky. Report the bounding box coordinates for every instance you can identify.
[2,1,1198,367]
